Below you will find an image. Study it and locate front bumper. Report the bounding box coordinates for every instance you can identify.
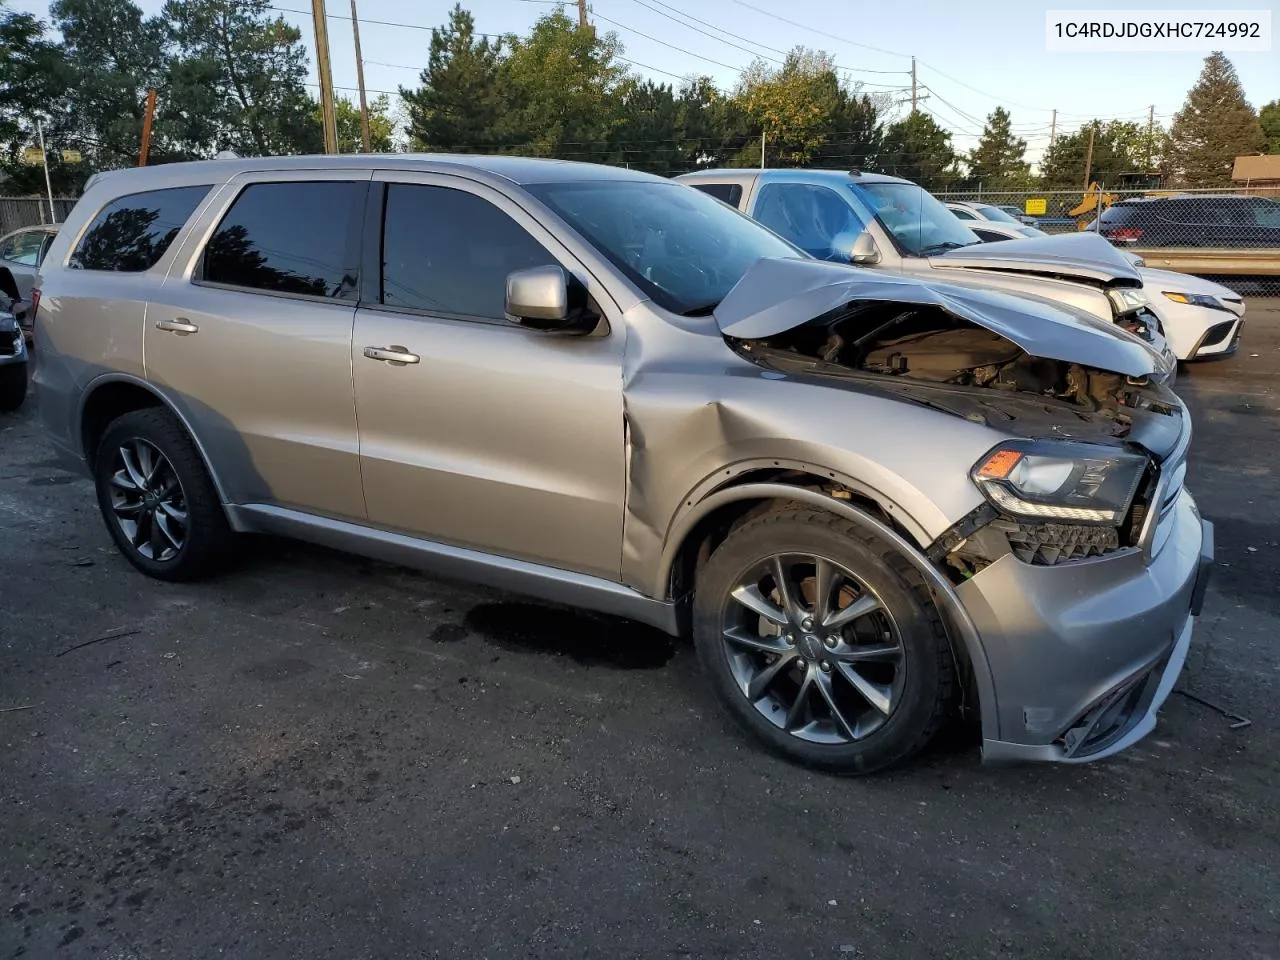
[957,489,1212,763]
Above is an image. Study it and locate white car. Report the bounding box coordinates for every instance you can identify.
[963,220,1245,361]
[946,200,1039,231]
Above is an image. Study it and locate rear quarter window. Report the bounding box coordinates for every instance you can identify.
[69,185,212,272]
[687,182,743,207]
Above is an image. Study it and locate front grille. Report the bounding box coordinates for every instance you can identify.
[1001,521,1121,565]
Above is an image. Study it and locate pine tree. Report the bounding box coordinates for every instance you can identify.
[401,4,505,152]
[1167,52,1265,186]
[1261,100,1280,154]
[879,112,957,189]
[966,107,1029,190]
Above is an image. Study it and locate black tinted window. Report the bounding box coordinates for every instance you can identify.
[382,184,557,319]
[70,186,210,272]
[203,182,362,299]
[689,182,743,207]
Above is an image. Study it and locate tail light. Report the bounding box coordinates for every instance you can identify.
[1108,226,1143,242]
[30,288,40,315]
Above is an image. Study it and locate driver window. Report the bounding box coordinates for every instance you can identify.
[754,183,867,261]
[382,183,560,321]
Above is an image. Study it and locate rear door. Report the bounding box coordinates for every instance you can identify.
[148,170,370,521]
[350,173,626,580]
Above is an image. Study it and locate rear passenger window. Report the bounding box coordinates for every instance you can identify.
[381,184,557,320]
[69,185,210,272]
[202,181,363,299]
[689,182,743,207]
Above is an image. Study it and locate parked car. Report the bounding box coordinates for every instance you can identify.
[1095,194,1280,248]
[0,268,29,411]
[33,155,1212,773]
[678,169,1177,371]
[946,200,1038,231]
[965,221,1245,361]
[0,224,57,343]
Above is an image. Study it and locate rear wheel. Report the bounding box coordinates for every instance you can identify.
[0,362,27,412]
[93,408,234,581]
[693,507,955,774]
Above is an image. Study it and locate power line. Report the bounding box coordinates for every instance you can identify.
[626,0,910,76]
[729,0,911,60]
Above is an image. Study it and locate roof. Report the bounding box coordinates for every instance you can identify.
[84,153,667,192]
[1233,154,1280,181]
[678,168,912,186]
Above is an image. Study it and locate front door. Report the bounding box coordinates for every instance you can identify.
[147,171,370,520]
[351,175,626,581]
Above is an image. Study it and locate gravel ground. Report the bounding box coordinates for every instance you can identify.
[2,302,1278,960]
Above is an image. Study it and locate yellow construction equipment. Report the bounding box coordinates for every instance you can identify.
[1070,183,1116,230]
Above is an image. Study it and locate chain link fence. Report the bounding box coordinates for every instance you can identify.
[0,197,77,237]
[933,185,1280,297]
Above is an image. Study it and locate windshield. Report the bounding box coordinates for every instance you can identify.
[850,181,980,257]
[526,180,802,314]
[977,204,1021,224]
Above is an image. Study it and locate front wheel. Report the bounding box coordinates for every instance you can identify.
[0,362,27,412]
[693,507,956,775]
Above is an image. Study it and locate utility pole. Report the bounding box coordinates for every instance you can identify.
[36,120,55,223]
[350,0,372,152]
[1145,104,1155,170]
[577,0,588,28]
[911,57,917,113]
[1082,121,1096,190]
[311,0,339,153]
[1048,108,1057,148]
[138,89,157,166]
[760,130,766,169]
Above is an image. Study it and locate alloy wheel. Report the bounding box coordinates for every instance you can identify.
[107,438,189,562]
[720,553,906,744]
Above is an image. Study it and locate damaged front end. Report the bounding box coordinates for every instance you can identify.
[714,258,1186,584]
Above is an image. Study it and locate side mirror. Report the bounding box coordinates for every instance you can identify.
[847,231,881,265]
[505,265,596,333]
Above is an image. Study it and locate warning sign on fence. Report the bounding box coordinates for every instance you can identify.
[1025,198,1048,216]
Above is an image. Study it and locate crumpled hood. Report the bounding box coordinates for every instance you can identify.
[713,258,1169,380]
[928,231,1144,285]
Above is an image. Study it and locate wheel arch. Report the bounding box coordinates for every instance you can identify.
[660,476,999,741]
[78,374,232,505]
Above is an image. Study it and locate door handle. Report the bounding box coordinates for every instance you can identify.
[155,318,199,335]
[363,345,420,365]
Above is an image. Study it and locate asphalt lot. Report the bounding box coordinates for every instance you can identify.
[2,302,1278,960]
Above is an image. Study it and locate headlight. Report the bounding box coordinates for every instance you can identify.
[1107,287,1149,313]
[971,440,1148,525]
[1163,291,1221,309]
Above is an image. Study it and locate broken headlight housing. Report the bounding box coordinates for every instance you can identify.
[971,440,1148,525]
[1107,286,1149,315]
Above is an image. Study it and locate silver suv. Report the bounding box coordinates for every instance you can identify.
[33,155,1212,774]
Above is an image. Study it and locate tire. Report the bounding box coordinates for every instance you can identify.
[0,362,27,412]
[692,506,955,775]
[93,408,234,582]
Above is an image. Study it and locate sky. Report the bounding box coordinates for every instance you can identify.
[13,0,1280,162]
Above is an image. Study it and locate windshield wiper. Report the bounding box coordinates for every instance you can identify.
[680,301,720,317]
[918,241,974,256]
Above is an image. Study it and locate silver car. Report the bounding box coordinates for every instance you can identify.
[32,155,1213,773]
[677,169,1179,372]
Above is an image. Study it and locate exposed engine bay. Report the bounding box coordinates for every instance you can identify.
[729,299,1180,441]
